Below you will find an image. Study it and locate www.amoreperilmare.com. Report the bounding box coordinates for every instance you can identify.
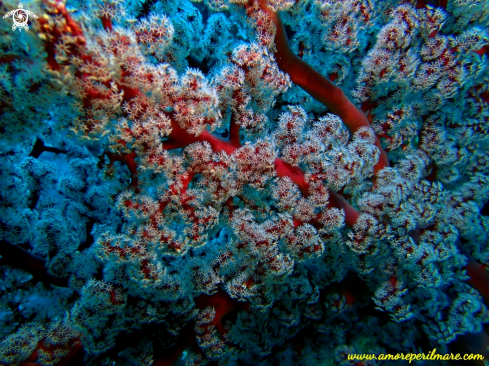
[347,349,485,363]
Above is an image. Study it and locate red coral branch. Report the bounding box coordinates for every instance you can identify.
[104,150,140,191]
[195,289,250,337]
[229,112,243,148]
[274,158,309,194]
[255,0,389,175]
[19,338,83,366]
[39,0,85,71]
[152,290,249,366]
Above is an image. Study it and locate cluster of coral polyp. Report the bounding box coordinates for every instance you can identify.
[0,0,488,364]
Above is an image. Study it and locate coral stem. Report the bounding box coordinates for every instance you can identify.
[256,0,389,174]
[0,240,68,287]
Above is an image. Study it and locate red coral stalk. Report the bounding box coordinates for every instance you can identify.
[255,0,389,175]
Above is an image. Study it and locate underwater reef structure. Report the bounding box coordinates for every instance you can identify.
[0,0,489,364]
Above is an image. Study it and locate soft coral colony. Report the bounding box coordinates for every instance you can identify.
[0,0,488,364]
